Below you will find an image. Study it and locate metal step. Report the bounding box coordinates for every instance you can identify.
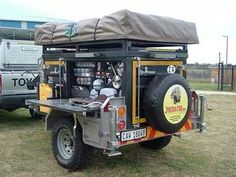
[104,149,122,157]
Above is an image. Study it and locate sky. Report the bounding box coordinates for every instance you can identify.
[0,0,236,64]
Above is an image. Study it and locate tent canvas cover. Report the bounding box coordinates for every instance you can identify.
[35,9,199,45]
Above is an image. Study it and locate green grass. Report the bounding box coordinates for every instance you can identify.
[188,80,236,92]
[188,81,218,91]
[0,95,236,177]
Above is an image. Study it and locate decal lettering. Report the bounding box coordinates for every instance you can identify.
[12,78,18,86]
[12,78,33,86]
[167,65,176,74]
[18,78,26,86]
[165,105,186,113]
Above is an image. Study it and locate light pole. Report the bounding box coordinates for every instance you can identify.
[223,35,229,64]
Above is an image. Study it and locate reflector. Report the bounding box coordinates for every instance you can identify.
[118,106,126,118]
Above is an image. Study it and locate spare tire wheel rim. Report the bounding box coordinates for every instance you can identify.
[163,84,188,124]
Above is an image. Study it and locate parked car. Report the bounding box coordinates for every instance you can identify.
[0,39,42,118]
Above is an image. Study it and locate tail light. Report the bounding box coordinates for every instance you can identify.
[117,120,126,130]
[189,109,193,118]
[0,73,2,93]
[117,106,126,131]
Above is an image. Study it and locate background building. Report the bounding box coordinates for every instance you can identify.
[0,19,44,30]
[0,17,67,40]
[0,18,45,40]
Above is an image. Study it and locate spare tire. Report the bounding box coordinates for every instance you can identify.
[143,74,191,133]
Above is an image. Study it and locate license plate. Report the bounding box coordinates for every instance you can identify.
[121,128,147,142]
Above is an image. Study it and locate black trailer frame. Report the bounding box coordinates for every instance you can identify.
[41,39,189,128]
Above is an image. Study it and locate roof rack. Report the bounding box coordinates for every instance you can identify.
[43,39,188,52]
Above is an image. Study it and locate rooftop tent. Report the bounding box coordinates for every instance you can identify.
[0,27,35,40]
[35,9,199,45]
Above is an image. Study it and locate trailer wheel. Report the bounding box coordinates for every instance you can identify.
[29,108,42,119]
[139,136,172,150]
[143,74,191,133]
[51,118,93,170]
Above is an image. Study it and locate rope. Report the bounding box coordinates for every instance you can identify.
[94,18,100,41]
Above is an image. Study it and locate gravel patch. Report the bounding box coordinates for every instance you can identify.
[196,90,236,95]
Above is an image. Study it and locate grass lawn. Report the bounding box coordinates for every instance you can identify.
[188,81,218,91]
[0,94,236,177]
[188,81,236,92]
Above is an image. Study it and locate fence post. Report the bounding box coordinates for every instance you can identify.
[218,63,220,90]
[232,65,234,90]
[221,63,224,91]
[218,62,224,91]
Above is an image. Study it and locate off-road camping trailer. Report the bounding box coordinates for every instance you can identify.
[27,10,206,170]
